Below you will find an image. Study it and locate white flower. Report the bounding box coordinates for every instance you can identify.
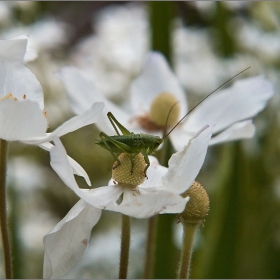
[2,17,70,61]
[70,3,149,100]
[43,124,213,279]
[236,19,280,64]
[0,36,104,183]
[172,24,263,96]
[58,51,274,152]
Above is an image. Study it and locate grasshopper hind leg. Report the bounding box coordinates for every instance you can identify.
[98,132,121,169]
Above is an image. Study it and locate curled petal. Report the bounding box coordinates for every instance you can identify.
[39,142,91,186]
[23,102,104,144]
[210,120,255,145]
[160,125,213,194]
[43,200,102,279]
[49,137,123,208]
[0,100,47,141]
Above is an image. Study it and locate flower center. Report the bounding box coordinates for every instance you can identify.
[136,92,180,132]
[112,153,147,187]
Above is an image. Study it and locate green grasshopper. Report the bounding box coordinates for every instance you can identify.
[96,111,163,176]
[96,68,250,176]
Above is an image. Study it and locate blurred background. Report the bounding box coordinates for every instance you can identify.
[1,1,280,278]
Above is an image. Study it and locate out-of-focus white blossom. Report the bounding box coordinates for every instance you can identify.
[1,17,70,61]
[71,3,150,100]
[172,22,264,95]
[236,20,280,64]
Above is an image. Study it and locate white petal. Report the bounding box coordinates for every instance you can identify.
[8,34,38,62]
[140,156,168,189]
[160,125,213,194]
[0,100,47,141]
[43,200,102,279]
[210,120,255,145]
[105,187,189,218]
[0,37,44,109]
[56,67,105,115]
[0,36,26,60]
[169,127,194,152]
[130,51,188,118]
[57,66,131,134]
[184,76,274,134]
[80,186,124,209]
[48,137,123,208]
[39,142,91,186]
[23,102,104,144]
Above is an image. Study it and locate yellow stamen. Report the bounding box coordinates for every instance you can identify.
[112,153,147,187]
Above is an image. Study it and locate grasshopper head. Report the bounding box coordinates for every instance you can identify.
[149,135,163,154]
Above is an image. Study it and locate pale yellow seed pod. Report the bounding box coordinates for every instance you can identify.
[112,153,147,187]
[178,181,210,224]
[149,92,180,128]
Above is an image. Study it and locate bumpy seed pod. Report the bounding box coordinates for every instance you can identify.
[112,153,147,187]
[178,181,210,225]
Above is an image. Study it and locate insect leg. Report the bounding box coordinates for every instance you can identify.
[141,150,150,178]
[130,154,135,175]
[107,112,132,136]
[99,132,121,168]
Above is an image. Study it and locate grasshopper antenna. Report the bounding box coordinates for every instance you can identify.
[163,67,251,139]
[162,101,179,138]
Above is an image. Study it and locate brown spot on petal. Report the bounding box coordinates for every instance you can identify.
[82,239,88,246]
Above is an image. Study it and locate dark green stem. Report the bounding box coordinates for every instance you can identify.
[177,223,199,279]
[0,139,12,279]
[143,215,158,278]
[119,214,131,279]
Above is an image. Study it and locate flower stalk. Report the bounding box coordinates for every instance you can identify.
[0,139,13,279]
[119,214,131,279]
[178,223,199,279]
[143,215,158,278]
[177,181,210,279]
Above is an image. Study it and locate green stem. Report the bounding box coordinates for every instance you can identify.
[178,223,199,279]
[0,139,12,279]
[119,214,131,279]
[143,215,158,278]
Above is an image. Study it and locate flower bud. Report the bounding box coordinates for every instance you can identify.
[112,153,146,186]
[178,181,210,224]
